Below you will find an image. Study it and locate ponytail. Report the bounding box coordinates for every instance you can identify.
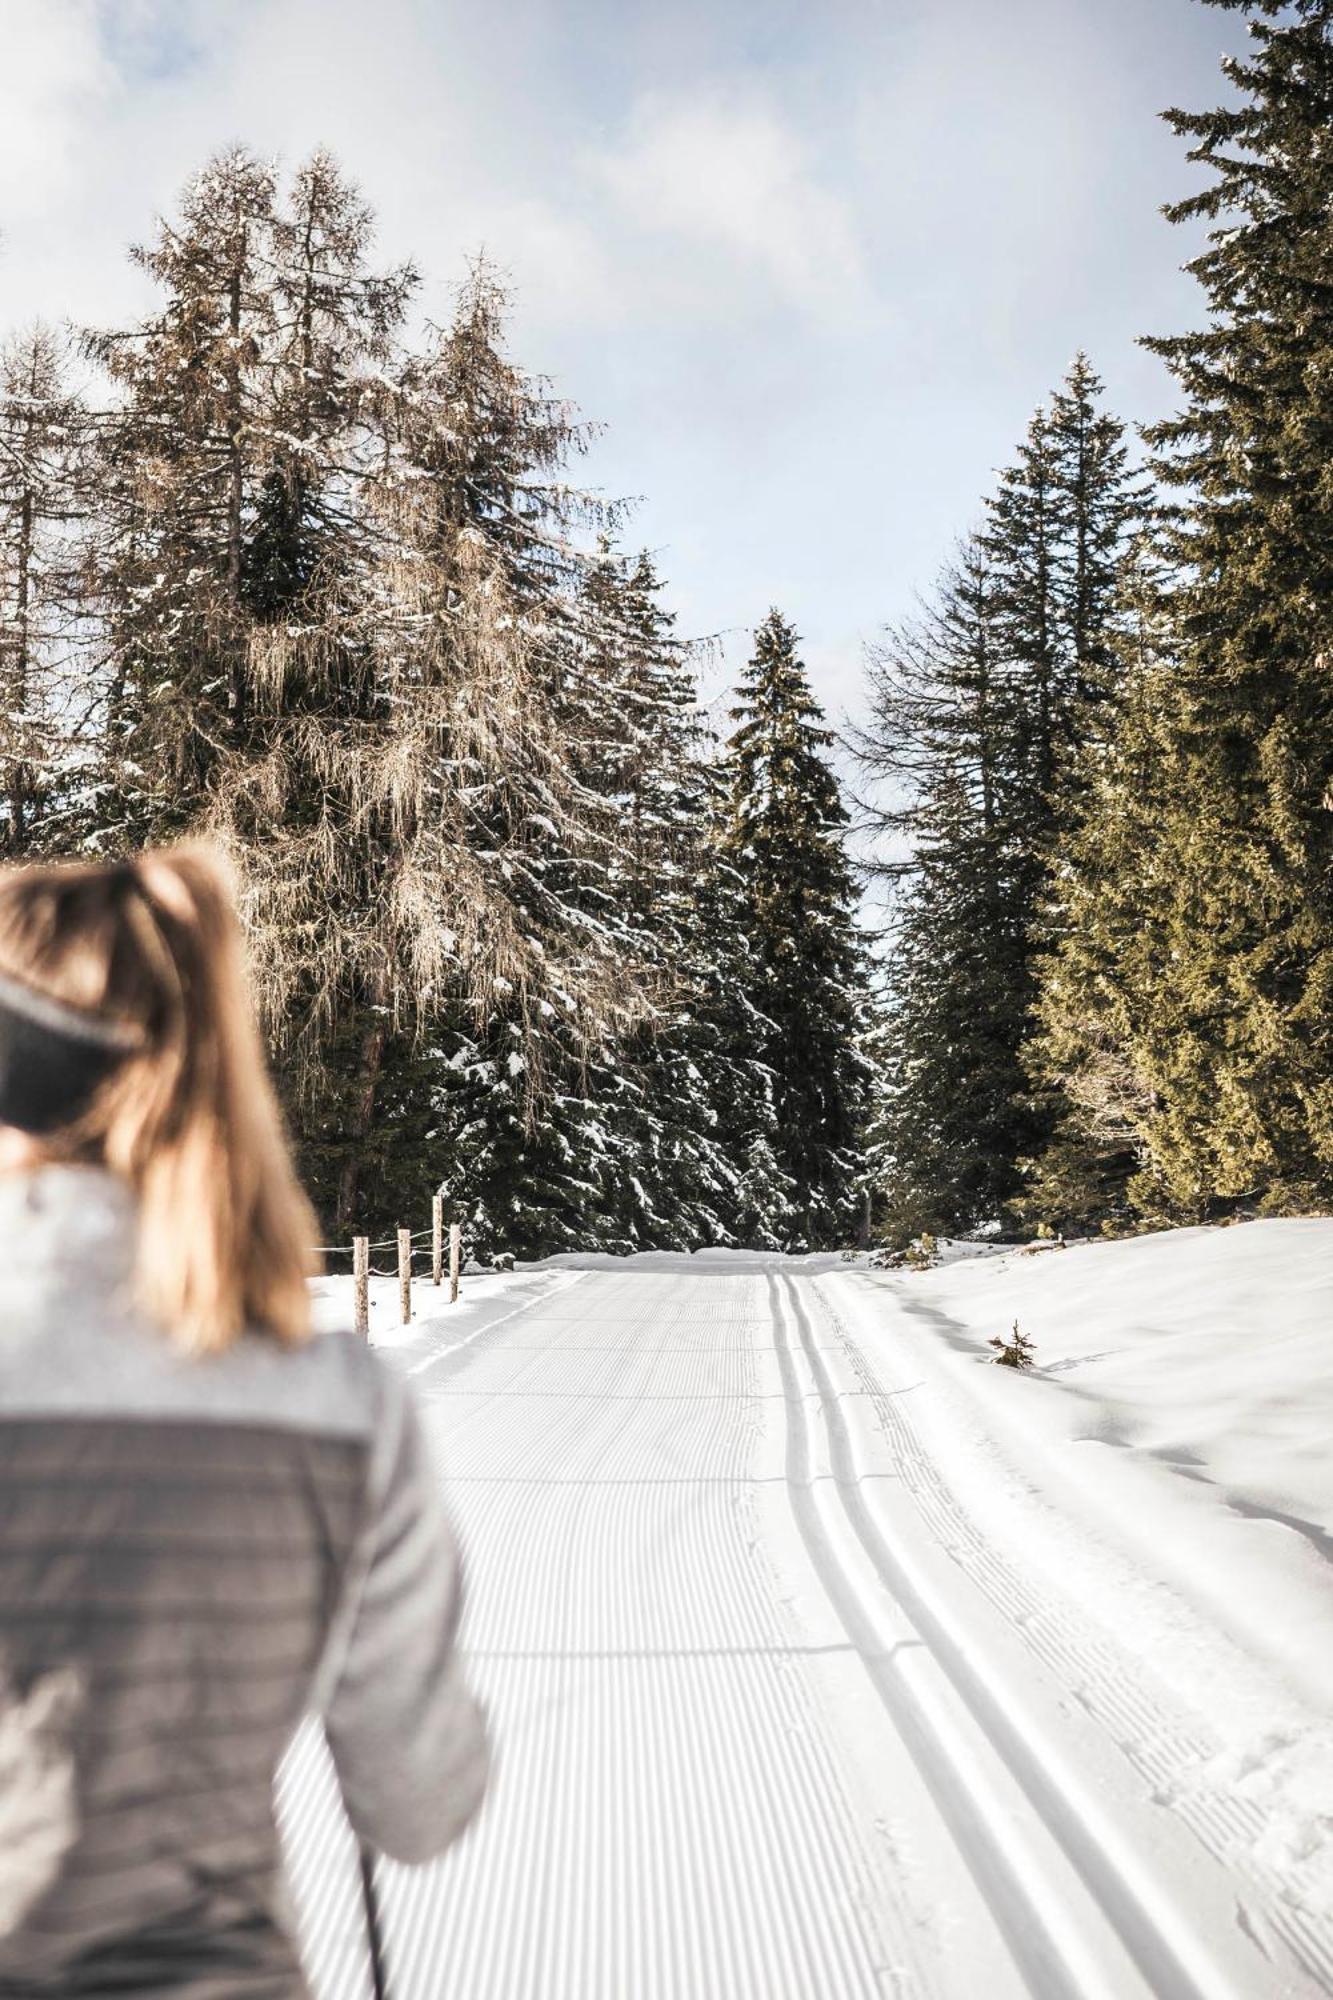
[0,846,317,1353]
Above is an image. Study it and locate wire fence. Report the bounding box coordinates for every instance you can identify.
[315,1204,466,1331]
[315,1230,441,1278]
[314,1228,436,1256]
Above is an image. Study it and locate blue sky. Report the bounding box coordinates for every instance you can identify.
[0,0,1240,725]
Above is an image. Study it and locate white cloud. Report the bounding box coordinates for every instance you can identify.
[589,88,868,317]
[0,0,1229,720]
[459,199,621,330]
[0,1,111,218]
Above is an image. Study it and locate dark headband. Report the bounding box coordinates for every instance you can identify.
[0,971,143,1137]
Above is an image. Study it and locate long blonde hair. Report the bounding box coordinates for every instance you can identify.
[0,846,317,1352]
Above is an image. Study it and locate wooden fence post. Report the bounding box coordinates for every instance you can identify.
[353,1236,369,1338]
[432,1194,444,1287]
[398,1228,412,1325]
[449,1221,462,1304]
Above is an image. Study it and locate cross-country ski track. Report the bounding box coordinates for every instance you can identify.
[278,1258,1333,2000]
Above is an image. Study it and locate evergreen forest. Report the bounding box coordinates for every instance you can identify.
[3,0,1332,1256]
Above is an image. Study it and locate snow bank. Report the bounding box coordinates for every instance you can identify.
[823,1226,1333,1962]
[309,1261,582,1368]
[830,1218,1333,1791]
[891,1218,1332,1552]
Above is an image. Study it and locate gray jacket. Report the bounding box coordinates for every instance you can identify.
[0,1167,489,1996]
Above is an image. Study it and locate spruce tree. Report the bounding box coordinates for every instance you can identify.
[429,547,794,1260]
[1048,353,1142,713]
[983,355,1147,822]
[983,406,1062,807]
[1023,534,1176,1232]
[1036,0,1333,1220]
[569,550,795,1252]
[856,542,1035,1237]
[673,753,800,1250]
[724,610,869,1247]
[872,779,1037,1243]
[858,360,1147,1239]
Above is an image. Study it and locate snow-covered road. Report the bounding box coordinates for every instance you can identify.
[280,1258,1333,1999]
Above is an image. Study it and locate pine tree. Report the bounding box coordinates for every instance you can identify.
[0,327,90,855]
[724,610,869,1247]
[1035,1,1333,1220]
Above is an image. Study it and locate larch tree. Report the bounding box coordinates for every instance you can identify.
[0,326,91,856]
[84,153,656,1235]
[198,153,419,1227]
[85,145,428,1226]
[86,146,281,833]
[373,275,663,1251]
[242,146,415,624]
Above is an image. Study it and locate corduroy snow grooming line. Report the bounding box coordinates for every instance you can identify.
[0,971,142,1135]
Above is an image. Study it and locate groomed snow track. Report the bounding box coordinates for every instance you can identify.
[278,1262,1333,2000]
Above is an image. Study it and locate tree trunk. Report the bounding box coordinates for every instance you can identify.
[335,1015,388,1230]
[10,483,32,854]
[226,242,247,730]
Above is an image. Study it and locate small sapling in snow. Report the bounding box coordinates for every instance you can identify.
[989,1320,1036,1369]
[1022,1224,1066,1256]
[905,1231,938,1270]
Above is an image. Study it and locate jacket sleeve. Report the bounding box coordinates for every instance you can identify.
[315,1357,490,1864]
